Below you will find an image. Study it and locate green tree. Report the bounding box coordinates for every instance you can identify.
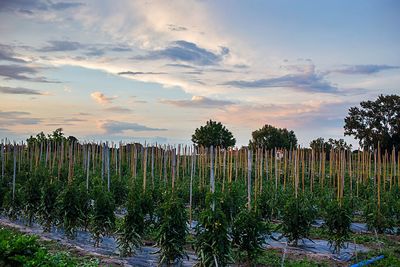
[48,128,65,142]
[309,138,351,152]
[27,128,79,146]
[249,124,297,150]
[192,120,236,148]
[344,94,400,151]
[310,137,331,152]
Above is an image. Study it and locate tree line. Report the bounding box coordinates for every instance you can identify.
[25,94,400,153]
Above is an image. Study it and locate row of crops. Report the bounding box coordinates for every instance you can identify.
[0,140,399,265]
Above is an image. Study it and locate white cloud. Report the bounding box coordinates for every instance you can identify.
[90,91,116,104]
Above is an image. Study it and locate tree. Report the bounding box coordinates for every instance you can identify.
[309,138,351,152]
[310,137,329,152]
[192,120,236,148]
[249,124,297,150]
[344,94,400,151]
[26,128,79,146]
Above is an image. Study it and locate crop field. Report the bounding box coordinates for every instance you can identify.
[0,139,399,266]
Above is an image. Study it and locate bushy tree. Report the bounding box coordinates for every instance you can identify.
[192,120,236,148]
[249,124,297,150]
[344,94,400,151]
[310,138,352,152]
[26,128,79,146]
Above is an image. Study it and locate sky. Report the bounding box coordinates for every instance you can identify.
[0,0,399,147]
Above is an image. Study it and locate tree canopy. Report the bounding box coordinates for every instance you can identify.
[309,137,352,152]
[344,94,400,151]
[27,128,78,146]
[191,120,236,148]
[249,124,297,150]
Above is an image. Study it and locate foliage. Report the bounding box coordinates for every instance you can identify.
[310,137,352,153]
[256,187,282,221]
[116,189,144,257]
[279,194,316,246]
[220,182,246,223]
[56,184,84,239]
[344,94,400,151]
[364,193,395,234]
[0,227,98,267]
[232,208,268,265]
[3,186,23,221]
[22,176,42,226]
[26,128,79,146]
[90,187,115,247]
[249,124,297,150]
[194,193,233,267]
[38,180,59,232]
[192,120,236,148]
[323,200,352,253]
[111,175,129,208]
[156,193,188,266]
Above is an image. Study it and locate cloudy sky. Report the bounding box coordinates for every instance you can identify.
[0,0,399,147]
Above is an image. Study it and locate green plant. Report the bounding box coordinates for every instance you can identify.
[323,200,352,253]
[192,120,236,148]
[156,193,188,266]
[220,182,246,223]
[0,227,99,266]
[232,208,268,265]
[256,187,279,221]
[38,180,59,232]
[116,189,144,257]
[90,187,115,247]
[194,193,233,267]
[56,184,84,239]
[364,193,395,234]
[22,175,42,226]
[279,194,316,246]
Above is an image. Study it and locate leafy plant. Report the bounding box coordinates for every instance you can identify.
[156,193,188,266]
[194,193,233,267]
[116,189,144,257]
[232,208,268,265]
[56,184,84,239]
[279,194,316,246]
[38,180,59,232]
[90,187,115,247]
[256,187,280,221]
[323,200,352,253]
[220,182,246,223]
[0,227,98,266]
[22,175,42,226]
[364,194,395,234]
[192,120,236,148]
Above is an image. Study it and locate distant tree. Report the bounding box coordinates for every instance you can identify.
[310,138,329,152]
[309,138,351,152]
[249,124,297,150]
[344,94,400,151]
[192,120,236,148]
[26,128,79,145]
[27,131,47,146]
[67,136,78,143]
[327,138,352,150]
[48,128,65,142]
